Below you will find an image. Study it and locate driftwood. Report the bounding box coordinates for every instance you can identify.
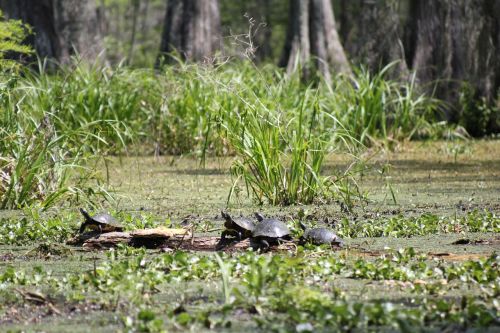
[66,227,299,252]
[66,228,191,250]
[67,228,343,253]
[82,232,132,249]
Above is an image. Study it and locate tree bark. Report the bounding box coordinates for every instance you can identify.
[355,0,408,76]
[126,0,140,65]
[280,0,350,81]
[253,0,273,62]
[406,0,500,126]
[0,0,104,65]
[158,0,222,64]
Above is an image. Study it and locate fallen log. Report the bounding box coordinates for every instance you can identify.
[82,232,131,249]
[67,230,335,253]
[66,227,191,249]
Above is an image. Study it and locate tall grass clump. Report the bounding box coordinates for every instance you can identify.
[0,76,113,209]
[1,61,122,208]
[14,62,152,154]
[188,65,354,206]
[326,63,440,146]
[224,92,332,205]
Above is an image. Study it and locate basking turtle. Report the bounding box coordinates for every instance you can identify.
[220,211,255,241]
[299,222,343,247]
[79,208,124,234]
[251,213,291,251]
[216,212,255,250]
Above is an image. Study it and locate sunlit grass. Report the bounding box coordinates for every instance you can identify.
[0,59,442,208]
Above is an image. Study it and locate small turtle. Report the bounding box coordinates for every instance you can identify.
[251,213,291,251]
[79,208,124,234]
[220,211,255,241]
[216,212,255,250]
[299,222,343,247]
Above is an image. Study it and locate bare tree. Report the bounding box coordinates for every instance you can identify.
[0,0,104,64]
[279,0,350,81]
[158,0,222,64]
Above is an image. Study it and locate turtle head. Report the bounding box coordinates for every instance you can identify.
[299,221,308,231]
[79,208,92,221]
[221,211,233,228]
[254,212,264,222]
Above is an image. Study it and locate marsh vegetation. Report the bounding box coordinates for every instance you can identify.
[1,1,499,332]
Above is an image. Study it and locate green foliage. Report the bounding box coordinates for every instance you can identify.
[0,10,32,71]
[337,210,500,238]
[122,308,165,333]
[459,83,500,137]
[0,72,115,208]
[1,58,442,207]
[2,209,496,246]
[1,245,498,331]
[224,86,337,205]
[328,63,440,146]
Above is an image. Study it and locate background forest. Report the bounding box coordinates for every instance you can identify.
[1,0,500,136]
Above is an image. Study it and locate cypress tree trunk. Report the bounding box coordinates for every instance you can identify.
[0,0,103,64]
[158,0,222,64]
[253,0,273,62]
[280,0,350,81]
[406,0,500,128]
[355,0,408,75]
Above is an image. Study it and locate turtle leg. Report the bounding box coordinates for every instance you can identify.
[260,239,270,252]
[97,224,103,235]
[236,231,243,241]
[79,222,87,234]
[216,230,230,251]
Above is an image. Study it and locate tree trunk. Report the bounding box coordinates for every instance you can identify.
[253,0,273,62]
[126,0,140,65]
[337,0,358,50]
[0,0,103,65]
[406,0,500,127]
[280,0,350,81]
[355,0,408,75]
[158,0,222,64]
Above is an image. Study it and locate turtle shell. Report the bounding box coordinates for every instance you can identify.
[252,218,290,238]
[303,227,342,245]
[90,213,122,227]
[222,212,255,232]
[80,208,124,232]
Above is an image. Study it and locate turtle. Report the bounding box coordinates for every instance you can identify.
[251,213,291,251]
[79,208,124,234]
[299,222,343,247]
[220,211,256,241]
[216,211,256,250]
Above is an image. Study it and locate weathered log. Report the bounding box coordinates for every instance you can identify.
[68,230,308,253]
[67,227,191,249]
[130,227,190,238]
[82,232,132,249]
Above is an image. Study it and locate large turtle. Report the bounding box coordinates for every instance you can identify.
[299,222,343,247]
[79,208,124,234]
[216,211,256,250]
[251,213,291,251]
